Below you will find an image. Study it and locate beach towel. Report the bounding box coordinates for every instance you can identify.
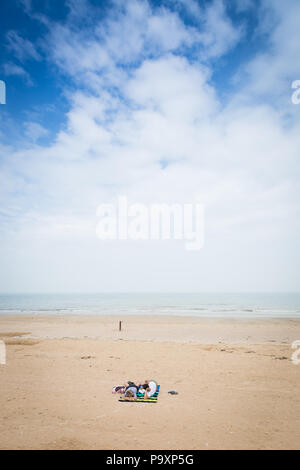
[119,385,160,403]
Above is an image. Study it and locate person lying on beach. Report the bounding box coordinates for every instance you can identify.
[140,380,157,399]
[122,386,138,400]
[112,381,139,394]
[114,380,157,399]
[125,379,157,398]
[126,381,139,390]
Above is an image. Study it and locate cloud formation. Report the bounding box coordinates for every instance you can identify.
[0,0,299,292]
[6,30,41,62]
[2,62,33,85]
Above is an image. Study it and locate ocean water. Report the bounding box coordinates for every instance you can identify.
[0,293,299,318]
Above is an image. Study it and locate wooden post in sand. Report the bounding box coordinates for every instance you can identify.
[119,321,122,332]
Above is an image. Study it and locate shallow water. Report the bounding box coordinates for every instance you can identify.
[0,292,299,318]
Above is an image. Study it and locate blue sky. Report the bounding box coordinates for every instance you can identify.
[0,0,299,293]
[0,0,264,146]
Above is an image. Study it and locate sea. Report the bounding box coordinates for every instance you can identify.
[0,292,299,318]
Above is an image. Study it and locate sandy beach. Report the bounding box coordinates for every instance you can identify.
[0,314,300,450]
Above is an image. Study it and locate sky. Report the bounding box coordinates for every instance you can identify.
[0,0,299,293]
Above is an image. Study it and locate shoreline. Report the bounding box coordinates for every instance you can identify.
[1,313,300,319]
[1,314,300,344]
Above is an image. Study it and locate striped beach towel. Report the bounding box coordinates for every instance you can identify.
[119,385,160,403]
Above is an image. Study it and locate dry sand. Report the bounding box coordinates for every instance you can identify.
[0,314,300,450]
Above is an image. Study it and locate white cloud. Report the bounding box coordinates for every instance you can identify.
[197,0,244,58]
[24,122,49,142]
[125,55,217,119]
[6,30,41,62]
[174,0,244,59]
[0,0,299,292]
[147,7,193,51]
[2,62,33,85]
[234,0,300,109]
[45,0,243,85]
